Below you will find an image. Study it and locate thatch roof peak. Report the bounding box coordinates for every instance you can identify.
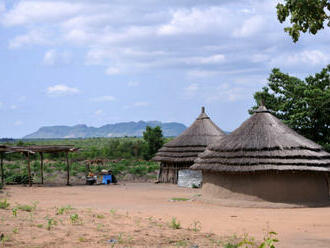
[254,105,270,113]
[208,108,321,151]
[197,106,210,120]
[153,107,226,163]
[192,107,330,172]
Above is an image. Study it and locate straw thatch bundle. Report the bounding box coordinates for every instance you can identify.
[153,107,226,183]
[192,106,330,172]
[191,105,330,203]
[153,107,226,163]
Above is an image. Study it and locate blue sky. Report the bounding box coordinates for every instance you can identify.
[0,0,329,138]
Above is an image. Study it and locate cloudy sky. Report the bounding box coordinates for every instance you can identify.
[0,0,329,138]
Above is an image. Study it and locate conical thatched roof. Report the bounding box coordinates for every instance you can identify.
[192,105,330,172]
[153,107,226,163]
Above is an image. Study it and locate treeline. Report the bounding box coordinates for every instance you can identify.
[2,136,171,161]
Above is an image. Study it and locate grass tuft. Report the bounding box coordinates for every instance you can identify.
[0,199,10,209]
[170,217,181,229]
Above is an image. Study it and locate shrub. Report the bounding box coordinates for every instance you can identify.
[6,174,32,185]
[17,203,35,212]
[170,217,181,229]
[0,199,10,209]
[56,205,73,215]
[70,213,81,224]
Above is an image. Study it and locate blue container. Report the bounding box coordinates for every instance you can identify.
[102,175,112,184]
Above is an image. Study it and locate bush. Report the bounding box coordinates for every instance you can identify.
[6,174,32,185]
[0,199,10,209]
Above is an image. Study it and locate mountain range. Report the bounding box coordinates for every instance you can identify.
[23,121,187,139]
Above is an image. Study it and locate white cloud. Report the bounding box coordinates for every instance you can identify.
[206,83,247,103]
[251,53,269,63]
[94,109,104,115]
[184,83,199,98]
[0,2,6,13]
[128,81,139,87]
[10,105,17,110]
[233,15,265,37]
[47,84,80,96]
[288,50,329,65]
[43,49,56,65]
[14,120,23,126]
[187,70,219,78]
[1,0,329,79]
[9,30,51,49]
[134,101,149,107]
[2,1,86,26]
[185,54,225,65]
[158,7,232,35]
[43,49,72,65]
[91,96,116,102]
[271,50,330,67]
[105,67,120,75]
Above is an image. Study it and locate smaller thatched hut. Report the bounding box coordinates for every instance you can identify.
[153,107,226,184]
[191,105,330,203]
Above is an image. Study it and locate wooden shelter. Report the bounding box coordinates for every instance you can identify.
[191,105,330,203]
[0,145,78,186]
[153,107,226,183]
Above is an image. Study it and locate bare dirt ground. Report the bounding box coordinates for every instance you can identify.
[1,183,330,247]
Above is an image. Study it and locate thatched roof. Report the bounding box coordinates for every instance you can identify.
[153,107,226,163]
[191,105,330,172]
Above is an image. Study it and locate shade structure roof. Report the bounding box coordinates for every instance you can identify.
[0,145,78,154]
[191,105,330,172]
[153,107,226,163]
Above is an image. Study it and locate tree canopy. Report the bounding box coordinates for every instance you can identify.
[143,126,164,160]
[277,0,330,42]
[250,65,330,151]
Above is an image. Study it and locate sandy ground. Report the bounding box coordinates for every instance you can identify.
[1,183,330,247]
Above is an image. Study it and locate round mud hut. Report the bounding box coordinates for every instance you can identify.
[153,107,226,184]
[191,105,330,203]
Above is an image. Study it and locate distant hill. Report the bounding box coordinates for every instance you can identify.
[23,121,187,139]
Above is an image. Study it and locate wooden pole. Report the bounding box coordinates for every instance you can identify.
[40,152,44,184]
[1,152,4,185]
[66,152,70,186]
[27,152,32,187]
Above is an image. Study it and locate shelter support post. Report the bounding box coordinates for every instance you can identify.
[1,152,4,185]
[66,152,70,186]
[27,152,32,187]
[40,152,44,184]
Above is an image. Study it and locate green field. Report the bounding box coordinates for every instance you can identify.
[0,137,170,185]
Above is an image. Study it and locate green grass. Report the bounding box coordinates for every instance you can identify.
[46,217,57,231]
[169,217,181,229]
[96,214,105,219]
[171,197,190,202]
[70,213,81,224]
[56,205,73,215]
[17,203,36,212]
[0,199,10,209]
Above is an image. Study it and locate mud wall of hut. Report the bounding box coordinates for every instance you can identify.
[158,162,193,184]
[202,171,329,203]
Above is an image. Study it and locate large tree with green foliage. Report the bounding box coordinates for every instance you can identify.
[143,126,164,160]
[277,0,330,42]
[250,65,330,151]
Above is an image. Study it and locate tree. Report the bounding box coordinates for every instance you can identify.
[250,65,330,151]
[143,126,164,160]
[277,0,330,42]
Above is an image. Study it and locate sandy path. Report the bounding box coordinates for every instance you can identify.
[3,183,330,248]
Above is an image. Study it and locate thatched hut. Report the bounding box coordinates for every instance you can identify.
[153,107,226,183]
[191,105,330,203]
